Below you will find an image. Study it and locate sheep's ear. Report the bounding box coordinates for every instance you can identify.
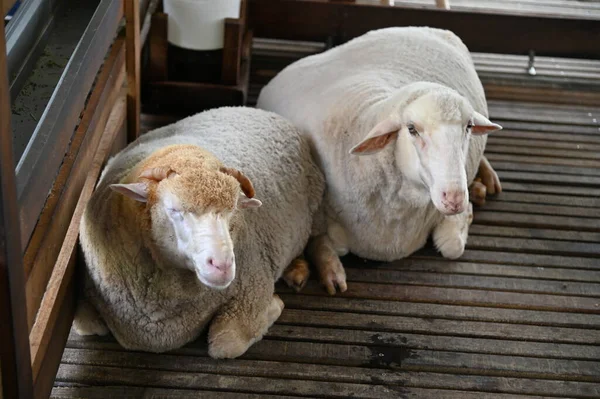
[471,112,502,135]
[238,193,262,209]
[110,183,149,203]
[349,118,400,155]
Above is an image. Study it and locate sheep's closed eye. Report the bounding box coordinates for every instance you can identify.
[466,120,473,132]
[168,208,184,221]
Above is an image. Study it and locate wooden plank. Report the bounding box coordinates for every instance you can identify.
[266,325,600,360]
[248,0,600,59]
[345,256,600,281]
[472,211,600,232]
[0,18,34,399]
[55,348,600,398]
[487,145,600,162]
[52,387,295,399]
[469,225,600,244]
[488,137,600,154]
[341,268,600,297]
[53,363,564,398]
[486,153,600,170]
[276,294,600,329]
[475,201,600,217]
[277,280,600,314]
[485,190,600,208]
[496,120,600,136]
[499,181,600,197]
[32,279,74,399]
[28,96,126,389]
[492,130,600,145]
[222,19,242,85]
[23,38,126,330]
[438,249,600,270]
[126,0,141,141]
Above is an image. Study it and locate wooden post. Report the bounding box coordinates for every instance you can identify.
[0,13,35,399]
[125,0,141,142]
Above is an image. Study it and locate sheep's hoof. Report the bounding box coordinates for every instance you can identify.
[469,179,487,207]
[319,255,347,295]
[208,326,251,359]
[283,258,310,292]
[478,157,502,195]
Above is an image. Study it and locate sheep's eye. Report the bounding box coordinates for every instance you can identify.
[407,124,419,136]
[466,121,473,131]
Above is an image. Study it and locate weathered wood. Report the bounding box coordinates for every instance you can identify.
[23,37,126,330]
[472,211,600,232]
[469,225,600,244]
[52,387,295,399]
[55,349,600,398]
[481,190,600,208]
[222,19,242,85]
[277,294,600,328]
[53,363,563,399]
[29,94,126,384]
[500,181,600,197]
[248,0,600,59]
[126,0,141,141]
[345,256,600,281]
[0,15,34,399]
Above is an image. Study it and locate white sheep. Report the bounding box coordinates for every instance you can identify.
[73,107,325,358]
[257,27,502,294]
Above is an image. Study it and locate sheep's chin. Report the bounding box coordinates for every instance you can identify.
[195,269,233,290]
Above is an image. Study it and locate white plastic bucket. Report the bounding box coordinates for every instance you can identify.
[163,0,241,51]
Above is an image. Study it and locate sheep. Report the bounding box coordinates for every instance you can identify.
[257,27,502,294]
[73,107,325,358]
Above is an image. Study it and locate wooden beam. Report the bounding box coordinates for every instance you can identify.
[125,0,141,141]
[435,0,450,10]
[248,0,600,59]
[0,20,34,399]
[29,94,126,398]
[23,37,126,330]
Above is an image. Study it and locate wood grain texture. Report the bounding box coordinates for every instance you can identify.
[0,16,34,399]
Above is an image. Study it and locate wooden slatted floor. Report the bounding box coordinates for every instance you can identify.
[51,99,600,398]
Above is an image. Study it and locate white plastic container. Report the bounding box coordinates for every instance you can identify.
[163,0,241,51]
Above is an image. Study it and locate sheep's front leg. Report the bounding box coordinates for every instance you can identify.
[208,293,284,359]
[307,234,347,295]
[433,203,473,259]
[73,298,109,336]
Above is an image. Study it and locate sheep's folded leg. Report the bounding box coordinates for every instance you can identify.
[432,202,473,260]
[283,256,310,292]
[470,156,502,206]
[208,293,284,359]
[73,298,109,336]
[307,234,347,295]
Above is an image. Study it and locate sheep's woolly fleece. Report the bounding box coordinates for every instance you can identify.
[78,107,324,352]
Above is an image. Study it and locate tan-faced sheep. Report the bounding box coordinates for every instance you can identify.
[73,107,325,358]
[257,27,502,294]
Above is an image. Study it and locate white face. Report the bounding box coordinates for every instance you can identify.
[349,91,502,216]
[403,119,471,215]
[157,193,236,289]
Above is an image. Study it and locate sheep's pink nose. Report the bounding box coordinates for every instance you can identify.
[442,190,466,213]
[208,257,233,272]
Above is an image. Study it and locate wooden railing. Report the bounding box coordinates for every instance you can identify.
[0,1,141,398]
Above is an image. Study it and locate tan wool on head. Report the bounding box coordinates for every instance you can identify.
[137,144,240,213]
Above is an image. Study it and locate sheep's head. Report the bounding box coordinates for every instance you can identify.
[349,83,502,215]
[110,145,261,289]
